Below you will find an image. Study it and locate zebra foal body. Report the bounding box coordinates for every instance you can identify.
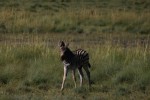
[58,41,91,91]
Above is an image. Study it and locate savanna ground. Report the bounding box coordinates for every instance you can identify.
[0,0,150,100]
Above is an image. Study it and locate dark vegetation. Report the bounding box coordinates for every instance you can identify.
[0,0,150,34]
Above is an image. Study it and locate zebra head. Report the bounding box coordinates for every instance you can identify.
[58,41,69,54]
[58,41,74,62]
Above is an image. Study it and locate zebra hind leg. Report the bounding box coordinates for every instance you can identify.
[83,65,91,88]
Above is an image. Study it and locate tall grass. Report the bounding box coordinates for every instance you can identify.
[0,36,150,99]
[0,0,150,99]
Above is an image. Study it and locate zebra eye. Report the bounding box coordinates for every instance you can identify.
[59,46,66,53]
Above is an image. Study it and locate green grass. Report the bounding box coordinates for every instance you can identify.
[0,35,150,99]
[0,0,150,99]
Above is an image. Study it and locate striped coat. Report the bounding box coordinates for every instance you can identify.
[58,41,91,91]
[61,48,91,69]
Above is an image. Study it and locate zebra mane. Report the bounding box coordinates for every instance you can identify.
[60,47,75,63]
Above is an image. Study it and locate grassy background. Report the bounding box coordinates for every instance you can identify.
[0,34,150,100]
[0,0,150,100]
[0,0,150,34]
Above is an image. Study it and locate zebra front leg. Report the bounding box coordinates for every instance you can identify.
[78,68,84,87]
[61,66,68,91]
[72,69,77,88]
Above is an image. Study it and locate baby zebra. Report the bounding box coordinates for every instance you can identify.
[58,41,91,91]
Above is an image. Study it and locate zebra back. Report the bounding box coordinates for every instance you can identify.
[74,49,90,67]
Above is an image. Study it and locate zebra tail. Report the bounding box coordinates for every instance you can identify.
[88,63,91,68]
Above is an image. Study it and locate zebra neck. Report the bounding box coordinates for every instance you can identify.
[65,48,75,57]
[61,48,75,63]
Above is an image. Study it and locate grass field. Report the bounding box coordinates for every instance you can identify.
[0,0,150,100]
[0,34,150,100]
[0,0,150,34]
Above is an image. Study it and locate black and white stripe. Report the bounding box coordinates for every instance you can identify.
[73,49,91,68]
[58,41,91,91]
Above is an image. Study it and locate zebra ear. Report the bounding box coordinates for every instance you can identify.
[58,41,65,47]
[65,43,69,47]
